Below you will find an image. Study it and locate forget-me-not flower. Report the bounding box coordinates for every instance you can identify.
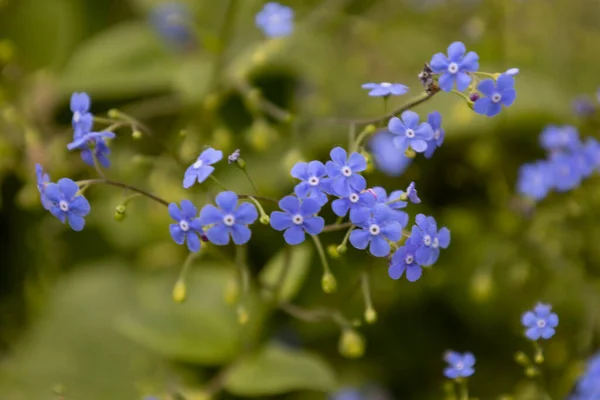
[371,186,408,225]
[405,181,421,204]
[70,92,92,130]
[409,214,450,266]
[255,2,294,38]
[424,111,445,159]
[387,110,434,153]
[169,200,204,252]
[521,303,559,341]
[429,41,479,92]
[361,82,408,97]
[517,161,553,201]
[291,160,331,206]
[68,131,116,168]
[572,352,600,400]
[325,147,367,197]
[199,191,258,245]
[270,196,324,245]
[349,204,402,257]
[368,132,413,176]
[44,178,91,231]
[549,153,582,192]
[389,242,423,282]
[332,188,376,223]
[183,148,223,188]
[36,163,51,210]
[443,351,475,379]
[473,74,516,117]
[539,125,580,152]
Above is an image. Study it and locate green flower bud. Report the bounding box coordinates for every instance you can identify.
[336,244,347,255]
[236,158,247,170]
[131,130,143,140]
[259,215,270,225]
[514,351,529,365]
[172,279,187,303]
[338,329,365,359]
[364,307,377,324]
[114,204,126,222]
[404,148,416,158]
[534,350,544,364]
[321,272,337,294]
[327,244,340,259]
[525,366,538,377]
[107,109,120,119]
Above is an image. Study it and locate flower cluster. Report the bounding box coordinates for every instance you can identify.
[517,125,600,202]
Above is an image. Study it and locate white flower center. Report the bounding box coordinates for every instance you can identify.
[456,361,464,370]
[432,237,439,249]
[341,166,352,177]
[179,220,189,231]
[369,224,380,235]
[448,62,459,74]
[423,235,432,246]
[292,214,304,225]
[308,176,320,186]
[434,130,441,140]
[380,82,392,87]
[492,93,502,103]
[349,193,359,203]
[73,111,80,122]
[405,254,414,264]
[405,129,415,139]
[537,319,546,328]
[59,200,69,212]
[223,214,235,226]
[193,159,204,169]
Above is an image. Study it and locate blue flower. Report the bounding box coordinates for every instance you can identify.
[183,148,223,188]
[424,111,445,158]
[150,3,195,50]
[70,92,92,130]
[405,181,421,204]
[168,200,204,252]
[473,74,516,117]
[361,82,408,97]
[584,138,600,171]
[549,153,582,192]
[573,353,600,400]
[349,204,403,257]
[67,131,116,168]
[389,241,423,282]
[409,214,450,266]
[291,160,331,206]
[325,147,367,197]
[255,2,294,38]
[521,303,559,341]
[199,191,258,245]
[332,187,376,223]
[270,196,324,245]
[572,145,596,179]
[539,125,581,152]
[368,131,413,176]
[36,163,51,210]
[388,110,434,153]
[44,178,91,231]
[429,41,479,92]
[517,161,553,201]
[572,96,596,117]
[443,351,475,379]
[370,187,408,225]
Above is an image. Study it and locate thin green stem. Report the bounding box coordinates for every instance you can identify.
[322,222,353,232]
[93,116,118,125]
[451,89,471,102]
[246,196,269,220]
[458,379,469,400]
[76,178,170,207]
[347,123,356,149]
[473,71,497,78]
[311,235,331,275]
[179,251,200,282]
[340,226,353,247]
[352,124,378,153]
[91,150,106,179]
[241,169,260,195]
[209,175,229,191]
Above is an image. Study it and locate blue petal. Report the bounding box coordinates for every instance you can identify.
[80,149,94,167]
[438,227,451,248]
[170,224,185,244]
[455,72,471,91]
[429,53,449,72]
[329,147,347,165]
[50,206,66,222]
[401,110,420,129]
[235,202,258,224]
[526,327,540,340]
[438,72,455,92]
[69,196,91,216]
[410,139,428,153]
[415,246,433,265]
[331,178,351,198]
[361,83,379,89]
[348,174,366,193]
[521,311,537,327]
[547,313,559,327]
[199,204,223,225]
[294,181,312,198]
[70,92,90,112]
[199,148,223,164]
[215,191,238,213]
[195,165,215,184]
[187,232,201,252]
[300,198,320,216]
[460,51,479,71]
[477,79,496,97]
[445,351,463,365]
[303,216,324,235]
[368,87,390,97]
[382,222,402,241]
[231,224,252,245]
[473,97,492,116]
[284,225,305,245]
[428,111,442,130]
[307,160,326,177]
[461,367,475,378]
[463,352,476,367]
[405,265,423,282]
[390,84,409,96]
[534,303,552,317]
[486,102,502,117]
[496,73,515,90]
[369,236,390,257]
[501,89,516,107]
[206,224,230,245]
[331,198,350,217]
[393,136,409,152]
[58,178,79,199]
[310,190,329,206]
[444,367,459,380]
[180,199,198,219]
[44,183,60,203]
[279,195,300,214]
[347,152,367,171]
[291,162,309,180]
[349,229,370,250]
[270,211,293,230]
[447,41,466,61]
[541,327,555,339]
[183,168,198,188]
[388,263,405,280]
[415,122,434,141]
[67,213,86,231]
[350,207,370,225]
[189,219,203,232]
[387,117,406,135]
[325,161,340,178]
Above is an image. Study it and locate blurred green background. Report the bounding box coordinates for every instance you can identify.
[1,0,600,399]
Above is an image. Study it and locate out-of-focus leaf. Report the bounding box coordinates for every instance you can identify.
[258,244,312,302]
[172,55,213,104]
[223,342,337,396]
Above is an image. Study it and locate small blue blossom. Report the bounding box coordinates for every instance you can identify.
[473,74,516,117]
[199,191,258,245]
[368,132,413,176]
[325,147,367,197]
[370,187,408,225]
[521,303,559,341]
[539,125,581,152]
[168,200,204,252]
[228,149,241,164]
[332,188,376,223]
[405,181,421,204]
[424,111,445,159]
[505,68,520,76]
[517,161,553,201]
[389,241,423,282]
[387,110,434,153]
[409,214,450,266]
[44,178,90,231]
[549,153,582,192]
[70,92,92,130]
[67,131,116,168]
[349,204,403,257]
[291,160,331,206]
[270,196,324,245]
[35,163,51,210]
[183,148,223,188]
[429,41,479,92]
[361,82,408,97]
[572,96,596,117]
[255,2,294,38]
[443,351,475,379]
[573,353,600,400]
[572,145,596,179]
[584,137,600,170]
[150,3,195,50]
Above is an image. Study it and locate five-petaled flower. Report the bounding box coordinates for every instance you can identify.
[291,160,331,206]
[409,214,450,266]
[424,111,445,159]
[70,92,92,130]
[67,131,116,168]
[199,191,258,245]
[549,153,582,192]
[270,196,324,245]
[326,147,367,197]
[36,163,51,210]
[521,303,559,341]
[168,200,204,252]
[389,241,423,282]
[388,110,434,153]
[473,74,516,117]
[443,351,475,379]
[332,187,376,223]
[183,148,223,188]
[44,178,91,231]
[349,204,403,257]
[361,82,408,97]
[255,2,294,38]
[430,41,479,92]
[371,186,408,225]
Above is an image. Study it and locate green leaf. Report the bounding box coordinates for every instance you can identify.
[259,245,312,302]
[172,55,213,105]
[224,342,337,396]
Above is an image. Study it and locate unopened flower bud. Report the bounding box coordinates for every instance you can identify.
[338,329,365,359]
[469,93,480,102]
[404,148,416,158]
[327,244,340,258]
[321,272,337,294]
[365,307,377,324]
[107,109,119,119]
[259,215,270,225]
[525,366,538,377]
[131,130,143,140]
[114,204,126,221]
[534,349,544,364]
[172,279,187,303]
[514,351,529,365]
[336,244,347,255]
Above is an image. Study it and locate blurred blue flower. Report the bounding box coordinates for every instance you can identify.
[584,138,600,170]
[517,161,553,201]
[169,200,203,252]
[199,191,258,245]
[150,3,195,50]
[539,125,580,152]
[371,187,408,225]
[67,131,116,168]
[183,148,223,188]
[473,74,516,117]
[291,160,331,206]
[270,196,324,245]
[521,303,559,340]
[332,188,376,223]
[361,82,408,97]
[36,163,51,210]
[349,204,402,257]
[429,41,479,92]
[424,111,445,158]
[572,352,600,400]
[326,147,367,197]
[44,178,90,231]
[255,2,294,38]
[330,388,363,400]
[572,146,596,179]
[549,153,582,192]
[443,351,475,379]
[368,132,413,176]
[572,96,596,117]
[409,214,450,266]
[389,241,423,282]
[405,181,421,204]
[388,110,434,153]
[70,92,92,130]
